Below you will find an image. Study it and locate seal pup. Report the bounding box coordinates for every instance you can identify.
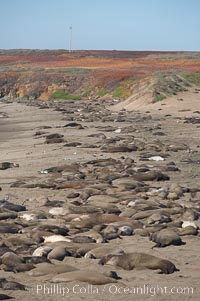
[99,252,178,274]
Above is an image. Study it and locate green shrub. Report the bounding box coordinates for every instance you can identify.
[112,87,124,98]
[82,88,92,97]
[50,90,80,100]
[180,72,200,86]
[98,88,107,97]
[154,93,166,102]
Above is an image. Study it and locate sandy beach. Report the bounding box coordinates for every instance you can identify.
[0,95,200,301]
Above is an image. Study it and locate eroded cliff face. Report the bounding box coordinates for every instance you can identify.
[0,50,199,101]
[0,72,97,100]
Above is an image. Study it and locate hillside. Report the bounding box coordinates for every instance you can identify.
[0,50,200,103]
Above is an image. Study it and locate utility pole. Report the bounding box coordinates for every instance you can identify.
[69,25,72,53]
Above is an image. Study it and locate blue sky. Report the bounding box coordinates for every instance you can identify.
[0,0,199,50]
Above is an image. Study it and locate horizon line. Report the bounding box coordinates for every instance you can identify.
[0,48,200,53]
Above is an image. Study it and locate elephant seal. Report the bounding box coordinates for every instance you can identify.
[52,270,118,285]
[43,235,71,243]
[0,201,25,212]
[133,171,169,182]
[0,162,19,170]
[0,210,17,221]
[1,252,23,266]
[23,256,50,264]
[0,278,25,290]
[3,236,37,248]
[85,246,125,259]
[46,133,64,139]
[63,122,84,129]
[178,226,198,236]
[182,209,199,221]
[73,230,105,244]
[0,246,14,256]
[45,137,64,144]
[99,252,178,274]
[27,263,78,277]
[0,294,13,300]
[47,246,71,261]
[1,252,35,273]
[2,263,35,273]
[150,229,184,247]
[40,163,80,174]
[104,145,137,153]
[32,246,52,257]
[182,221,198,229]
[0,223,20,234]
[72,236,96,244]
[19,211,47,221]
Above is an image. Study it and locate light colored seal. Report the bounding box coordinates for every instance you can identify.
[27,262,78,277]
[99,252,178,274]
[49,207,69,216]
[32,246,52,257]
[19,211,47,221]
[85,246,125,259]
[52,270,117,285]
[43,235,71,243]
[47,246,70,261]
[182,221,198,229]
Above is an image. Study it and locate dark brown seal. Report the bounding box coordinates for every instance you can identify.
[0,162,19,170]
[150,229,184,247]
